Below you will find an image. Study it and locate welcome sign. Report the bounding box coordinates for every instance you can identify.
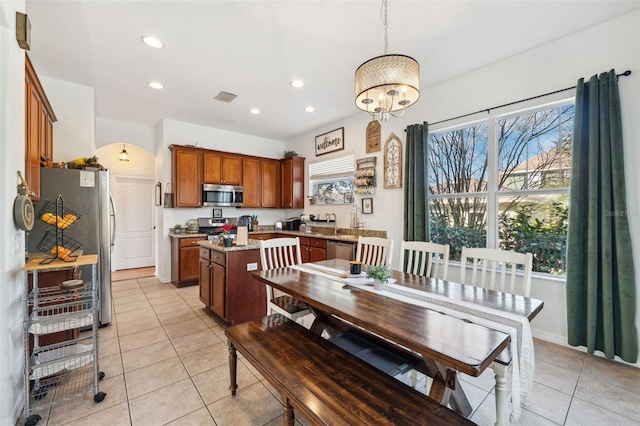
[315,127,344,156]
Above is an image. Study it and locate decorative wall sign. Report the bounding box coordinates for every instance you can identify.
[315,127,344,156]
[383,132,402,189]
[362,198,373,214]
[366,120,381,153]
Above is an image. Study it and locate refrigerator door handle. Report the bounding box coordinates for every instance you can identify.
[109,192,117,252]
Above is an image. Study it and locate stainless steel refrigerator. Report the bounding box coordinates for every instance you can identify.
[27,168,115,326]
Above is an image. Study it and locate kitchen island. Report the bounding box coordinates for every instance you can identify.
[197,240,265,325]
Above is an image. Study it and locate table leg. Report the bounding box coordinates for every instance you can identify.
[493,363,508,426]
[283,396,294,426]
[228,341,238,396]
[424,358,473,417]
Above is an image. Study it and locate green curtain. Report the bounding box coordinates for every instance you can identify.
[403,122,429,241]
[566,69,637,363]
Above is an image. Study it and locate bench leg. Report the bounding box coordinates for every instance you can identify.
[283,396,294,426]
[493,363,508,426]
[228,342,238,396]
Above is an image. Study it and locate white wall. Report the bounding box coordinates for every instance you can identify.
[39,76,94,162]
[287,10,640,365]
[0,2,27,425]
[96,117,155,153]
[155,119,288,283]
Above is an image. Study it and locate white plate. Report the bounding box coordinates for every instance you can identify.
[387,278,397,284]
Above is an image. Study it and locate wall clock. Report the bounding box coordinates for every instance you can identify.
[383,133,402,189]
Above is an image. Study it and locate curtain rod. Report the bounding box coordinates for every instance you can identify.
[422,70,632,128]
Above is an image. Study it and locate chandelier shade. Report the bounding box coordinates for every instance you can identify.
[355,54,420,116]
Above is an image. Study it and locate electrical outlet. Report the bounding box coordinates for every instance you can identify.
[247,262,258,271]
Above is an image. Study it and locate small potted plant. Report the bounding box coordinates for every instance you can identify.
[366,265,391,290]
[174,224,183,234]
[283,150,298,158]
[217,223,237,247]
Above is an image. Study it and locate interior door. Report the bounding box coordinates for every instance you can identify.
[114,177,155,270]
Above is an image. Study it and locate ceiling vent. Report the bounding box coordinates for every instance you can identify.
[214,91,238,103]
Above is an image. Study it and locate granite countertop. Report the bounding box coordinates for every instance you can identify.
[197,239,262,252]
[169,232,207,238]
[174,227,384,247]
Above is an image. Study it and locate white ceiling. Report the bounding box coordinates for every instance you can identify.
[26,0,639,141]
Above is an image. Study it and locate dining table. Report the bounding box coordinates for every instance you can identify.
[252,258,544,425]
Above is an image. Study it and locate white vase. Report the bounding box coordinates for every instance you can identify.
[373,279,385,290]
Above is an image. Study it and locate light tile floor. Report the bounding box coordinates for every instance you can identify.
[21,274,640,426]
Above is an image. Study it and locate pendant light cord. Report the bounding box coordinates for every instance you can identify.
[382,0,388,54]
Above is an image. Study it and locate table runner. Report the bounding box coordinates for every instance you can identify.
[289,263,533,422]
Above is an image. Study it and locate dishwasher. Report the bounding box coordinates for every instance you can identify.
[327,240,356,261]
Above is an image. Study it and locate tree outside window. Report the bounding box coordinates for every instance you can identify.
[428,103,574,274]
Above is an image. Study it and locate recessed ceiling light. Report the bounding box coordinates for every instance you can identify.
[142,36,163,48]
[290,80,304,88]
[250,108,261,114]
[304,106,315,113]
[148,81,164,89]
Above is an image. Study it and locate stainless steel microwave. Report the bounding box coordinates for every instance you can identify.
[202,184,243,207]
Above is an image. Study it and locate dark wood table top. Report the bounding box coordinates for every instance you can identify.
[252,259,541,377]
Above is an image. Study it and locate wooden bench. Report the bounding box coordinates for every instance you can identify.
[225,314,475,426]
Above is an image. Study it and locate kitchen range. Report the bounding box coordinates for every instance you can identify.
[196,217,238,241]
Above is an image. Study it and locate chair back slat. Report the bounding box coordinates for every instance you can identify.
[398,241,450,280]
[260,237,301,271]
[460,247,533,297]
[356,237,394,267]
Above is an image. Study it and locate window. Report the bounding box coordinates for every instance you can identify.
[428,102,574,275]
[308,153,354,205]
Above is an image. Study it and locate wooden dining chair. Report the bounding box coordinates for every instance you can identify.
[398,241,450,279]
[459,246,533,424]
[459,247,533,296]
[259,237,311,322]
[356,236,394,267]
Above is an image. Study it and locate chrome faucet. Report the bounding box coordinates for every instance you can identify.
[329,213,338,234]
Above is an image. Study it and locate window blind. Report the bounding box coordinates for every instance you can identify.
[309,153,355,180]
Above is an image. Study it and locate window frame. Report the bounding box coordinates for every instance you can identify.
[427,98,574,277]
[308,151,355,205]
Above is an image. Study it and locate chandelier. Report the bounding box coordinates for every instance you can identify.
[354,0,420,121]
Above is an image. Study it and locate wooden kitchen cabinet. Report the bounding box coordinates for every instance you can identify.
[25,54,56,202]
[199,245,265,325]
[203,151,243,185]
[281,156,305,209]
[309,238,327,262]
[171,236,206,287]
[299,236,311,263]
[243,157,280,208]
[170,145,202,207]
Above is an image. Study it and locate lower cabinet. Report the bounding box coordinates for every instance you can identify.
[199,246,266,325]
[308,237,327,262]
[171,236,206,287]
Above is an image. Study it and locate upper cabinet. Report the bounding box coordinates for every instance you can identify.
[203,152,243,185]
[25,54,57,202]
[242,157,280,208]
[170,145,202,207]
[281,156,305,209]
[169,144,304,209]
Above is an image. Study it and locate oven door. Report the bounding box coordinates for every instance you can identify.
[202,184,243,207]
